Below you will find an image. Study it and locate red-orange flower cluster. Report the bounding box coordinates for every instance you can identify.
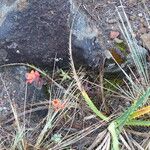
[52,99,66,112]
[25,70,40,84]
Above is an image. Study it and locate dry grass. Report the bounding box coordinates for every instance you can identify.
[0,0,150,149]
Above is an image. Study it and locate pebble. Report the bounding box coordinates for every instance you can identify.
[0,49,8,61]
[114,38,123,43]
[7,42,18,49]
[128,0,138,7]
[109,31,120,39]
[140,18,145,24]
[139,27,147,34]
[16,50,20,54]
[106,18,117,24]
[140,32,150,51]
[128,0,138,5]
[129,15,136,21]
[138,13,143,17]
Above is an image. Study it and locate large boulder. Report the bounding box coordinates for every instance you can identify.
[0,0,104,69]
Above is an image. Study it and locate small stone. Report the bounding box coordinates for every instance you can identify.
[140,33,150,51]
[114,38,123,43]
[16,50,20,53]
[147,55,150,62]
[125,101,130,107]
[104,50,112,59]
[140,18,145,23]
[143,21,148,28]
[129,15,136,21]
[0,49,8,61]
[128,0,137,4]
[17,0,28,11]
[139,27,147,34]
[110,31,120,39]
[7,42,18,49]
[138,13,143,17]
[106,18,117,24]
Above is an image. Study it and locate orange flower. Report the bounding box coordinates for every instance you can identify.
[25,70,40,84]
[52,99,66,112]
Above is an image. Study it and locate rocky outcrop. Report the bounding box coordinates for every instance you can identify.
[0,0,104,69]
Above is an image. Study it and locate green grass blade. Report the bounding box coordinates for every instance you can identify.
[82,91,109,121]
[116,87,150,129]
[108,122,120,150]
[126,119,150,126]
[12,130,24,150]
[35,112,57,148]
[108,88,150,150]
[116,2,149,85]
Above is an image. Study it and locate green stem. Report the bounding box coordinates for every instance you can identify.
[108,121,120,150]
[126,119,150,126]
[82,91,109,121]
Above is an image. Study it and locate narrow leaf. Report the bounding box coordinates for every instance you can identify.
[116,87,150,129]
[82,91,109,121]
[130,105,150,119]
[126,119,150,126]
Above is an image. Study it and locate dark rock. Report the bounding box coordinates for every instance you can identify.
[0,65,47,122]
[0,0,104,69]
[71,1,104,68]
[0,0,70,68]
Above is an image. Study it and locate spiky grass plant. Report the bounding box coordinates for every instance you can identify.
[0,73,26,150]
[0,63,106,150]
[68,0,150,150]
[107,1,150,149]
[0,64,76,149]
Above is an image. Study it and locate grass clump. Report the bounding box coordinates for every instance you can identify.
[0,0,150,150]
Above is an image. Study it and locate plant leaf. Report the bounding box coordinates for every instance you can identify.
[130,105,150,119]
[126,119,150,126]
[82,91,109,121]
[116,87,150,129]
